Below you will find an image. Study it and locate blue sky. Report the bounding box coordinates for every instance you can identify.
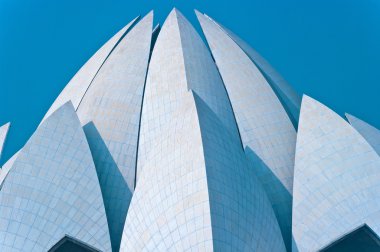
[1,0,379,164]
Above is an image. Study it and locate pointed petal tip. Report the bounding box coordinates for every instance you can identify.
[171,7,186,17]
[195,10,206,22]
[61,100,76,111]
[170,7,178,14]
[166,7,187,23]
[193,9,211,20]
[195,10,209,24]
[120,15,140,31]
[301,94,322,108]
[132,15,141,23]
[194,9,202,16]
[301,94,313,102]
[146,10,154,18]
[345,113,358,123]
[153,23,160,31]
[141,10,154,22]
[0,122,10,137]
[131,11,153,30]
[160,8,179,27]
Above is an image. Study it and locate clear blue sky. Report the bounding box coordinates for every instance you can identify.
[1,0,379,165]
